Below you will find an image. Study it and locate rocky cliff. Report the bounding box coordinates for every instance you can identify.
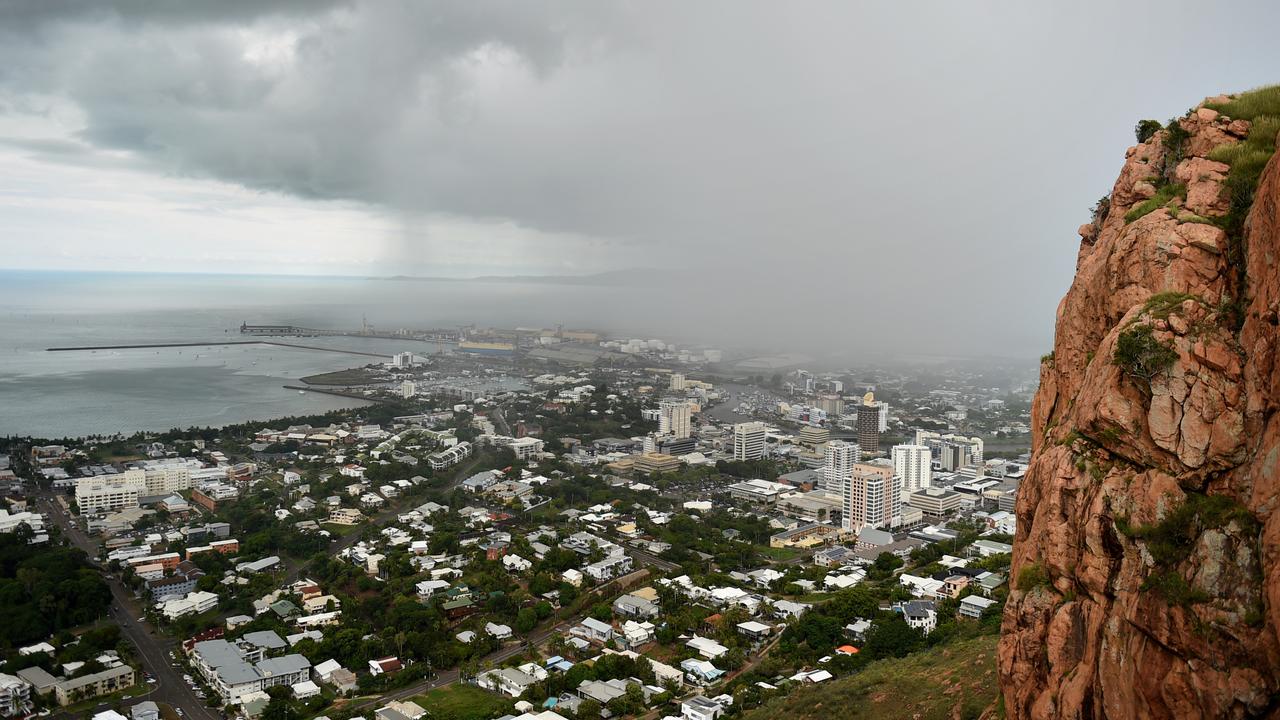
[998,88,1280,719]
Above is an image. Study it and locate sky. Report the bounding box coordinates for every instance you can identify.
[0,1,1278,358]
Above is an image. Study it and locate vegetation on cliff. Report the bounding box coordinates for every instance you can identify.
[743,634,1000,720]
[1206,86,1280,271]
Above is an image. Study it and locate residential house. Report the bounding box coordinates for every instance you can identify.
[584,555,632,582]
[130,701,160,720]
[612,593,659,619]
[619,620,655,648]
[681,695,725,720]
[897,601,938,635]
[369,657,402,676]
[686,636,729,660]
[736,621,772,642]
[477,667,540,698]
[680,661,724,688]
[503,554,533,573]
[958,595,999,619]
[485,622,513,641]
[570,617,613,644]
[416,579,451,601]
[292,681,320,699]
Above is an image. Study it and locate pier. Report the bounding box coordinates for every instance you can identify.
[282,385,388,403]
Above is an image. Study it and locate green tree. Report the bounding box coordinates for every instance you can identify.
[576,698,602,720]
[515,607,538,634]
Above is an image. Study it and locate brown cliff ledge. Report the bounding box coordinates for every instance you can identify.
[998,87,1280,719]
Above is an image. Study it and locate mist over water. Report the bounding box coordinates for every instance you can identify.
[0,269,1037,437]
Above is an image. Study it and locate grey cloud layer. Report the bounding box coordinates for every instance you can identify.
[2,0,1279,358]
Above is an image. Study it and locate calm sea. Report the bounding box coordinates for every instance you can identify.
[0,271,543,438]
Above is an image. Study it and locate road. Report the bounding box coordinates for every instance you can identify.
[490,404,512,437]
[626,546,680,573]
[39,495,220,720]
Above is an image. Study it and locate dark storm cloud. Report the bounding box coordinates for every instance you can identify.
[2,0,1279,359]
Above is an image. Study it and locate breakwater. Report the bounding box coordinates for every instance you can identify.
[46,340,389,359]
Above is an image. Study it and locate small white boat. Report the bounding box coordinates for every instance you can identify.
[298,390,306,395]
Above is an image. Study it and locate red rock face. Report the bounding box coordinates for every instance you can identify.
[998,100,1280,718]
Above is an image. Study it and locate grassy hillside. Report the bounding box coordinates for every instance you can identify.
[741,634,1001,720]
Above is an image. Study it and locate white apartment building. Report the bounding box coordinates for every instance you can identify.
[135,467,193,496]
[820,440,859,492]
[892,444,932,495]
[659,399,693,440]
[0,672,31,717]
[0,509,43,535]
[75,475,144,515]
[428,442,471,471]
[401,380,417,399]
[508,437,544,460]
[393,351,414,368]
[76,466,194,514]
[670,373,686,391]
[159,590,219,619]
[190,639,311,707]
[732,422,767,461]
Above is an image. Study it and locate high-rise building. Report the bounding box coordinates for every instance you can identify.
[659,399,693,439]
[914,431,984,470]
[141,467,192,496]
[815,394,844,416]
[733,421,767,461]
[874,401,889,432]
[401,380,417,399]
[892,444,932,495]
[90,467,193,500]
[76,473,147,515]
[857,398,881,456]
[657,435,696,456]
[670,373,686,391]
[796,426,830,448]
[821,440,859,492]
[843,463,902,531]
[392,351,414,368]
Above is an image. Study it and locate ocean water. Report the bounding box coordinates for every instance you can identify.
[0,271,469,438]
[0,269,723,438]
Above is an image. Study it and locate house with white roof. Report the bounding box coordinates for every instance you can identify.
[571,617,614,644]
[485,622,513,641]
[680,661,724,687]
[686,636,728,660]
